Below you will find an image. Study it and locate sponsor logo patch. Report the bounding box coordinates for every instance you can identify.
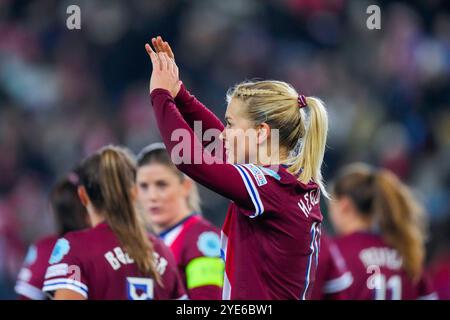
[246,164,267,186]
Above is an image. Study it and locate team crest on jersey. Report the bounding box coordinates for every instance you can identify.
[197,232,220,257]
[49,238,70,264]
[24,245,37,266]
[126,277,154,300]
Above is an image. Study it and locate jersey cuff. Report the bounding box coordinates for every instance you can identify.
[43,278,88,299]
[15,281,46,300]
[417,292,438,300]
[322,271,353,294]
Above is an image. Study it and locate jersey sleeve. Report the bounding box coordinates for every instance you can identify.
[230,164,283,217]
[15,244,47,300]
[320,238,353,299]
[174,84,225,162]
[175,83,225,138]
[416,271,439,300]
[183,229,224,299]
[42,237,89,299]
[151,88,256,211]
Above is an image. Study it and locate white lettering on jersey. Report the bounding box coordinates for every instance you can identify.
[105,247,134,270]
[298,189,320,218]
[359,247,403,270]
[153,252,168,275]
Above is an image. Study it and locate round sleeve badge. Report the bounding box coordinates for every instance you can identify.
[49,238,71,264]
[197,232,221,257]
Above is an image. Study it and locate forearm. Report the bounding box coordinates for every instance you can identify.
[150,88,250,206]
[175,84,225,133]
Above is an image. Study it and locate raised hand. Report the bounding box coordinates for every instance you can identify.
[145,42,181,98]
[151,36,175,61]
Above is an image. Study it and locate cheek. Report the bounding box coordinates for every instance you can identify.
[137,187,150,202]
[162,185,184,205]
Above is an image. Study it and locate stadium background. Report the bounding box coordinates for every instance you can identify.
[0,0,449,298]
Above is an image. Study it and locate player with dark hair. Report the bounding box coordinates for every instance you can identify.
[329,163,438,300]
[311,233,353,300]
[136,143,224,300]
[42,145,186,300]
[15,173,89,300]
[145,37,328,299]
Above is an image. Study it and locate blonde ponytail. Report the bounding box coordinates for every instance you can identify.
[287,97,329,198]
[227,80,329,197]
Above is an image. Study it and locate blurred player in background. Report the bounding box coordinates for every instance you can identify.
[42,145,186,300]
[311,233,353,300]
[146,36,328,299]
[427,216,450,300]
[136,143,223,299]
[329,163,438,300]
[15,173,89,300]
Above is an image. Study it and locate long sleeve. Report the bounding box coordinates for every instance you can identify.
[174,83,225,133]
[150,88,252,208]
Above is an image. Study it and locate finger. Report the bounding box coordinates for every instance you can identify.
[159,52,168,71]
[163,41,175,60]
[146,44,160,69]
[145,43,156,57]
[156,36,165,52]
[151,38,159,53]
[172,60,179,78]
[168,56,177,75]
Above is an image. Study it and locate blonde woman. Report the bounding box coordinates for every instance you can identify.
[136,143,223,300]
[145,36,328,300]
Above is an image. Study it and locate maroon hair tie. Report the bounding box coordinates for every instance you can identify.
[298,95,307,108]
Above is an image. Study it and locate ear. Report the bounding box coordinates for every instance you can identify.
[181,176,193,197]
[77,186,90,207]
[257,122,271,145]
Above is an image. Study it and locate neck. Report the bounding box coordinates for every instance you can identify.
[153,206,192,234]
[256,145,289,167]
[342,215,372,235]
[89,212,105,228]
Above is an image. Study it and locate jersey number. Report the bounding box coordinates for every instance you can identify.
[373,274,402,300]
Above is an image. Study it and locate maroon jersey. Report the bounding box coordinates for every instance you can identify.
[150,86,323,300]
[15,235,58,300]
[312,233,353,300]
[42,222,186,300]
[159,214,223,299]
[428,254,450,300]
[334,232,438,300]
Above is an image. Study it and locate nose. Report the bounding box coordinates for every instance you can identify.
[147,185,158,202]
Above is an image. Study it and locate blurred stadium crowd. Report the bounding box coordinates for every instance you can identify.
[0,0,449,298]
